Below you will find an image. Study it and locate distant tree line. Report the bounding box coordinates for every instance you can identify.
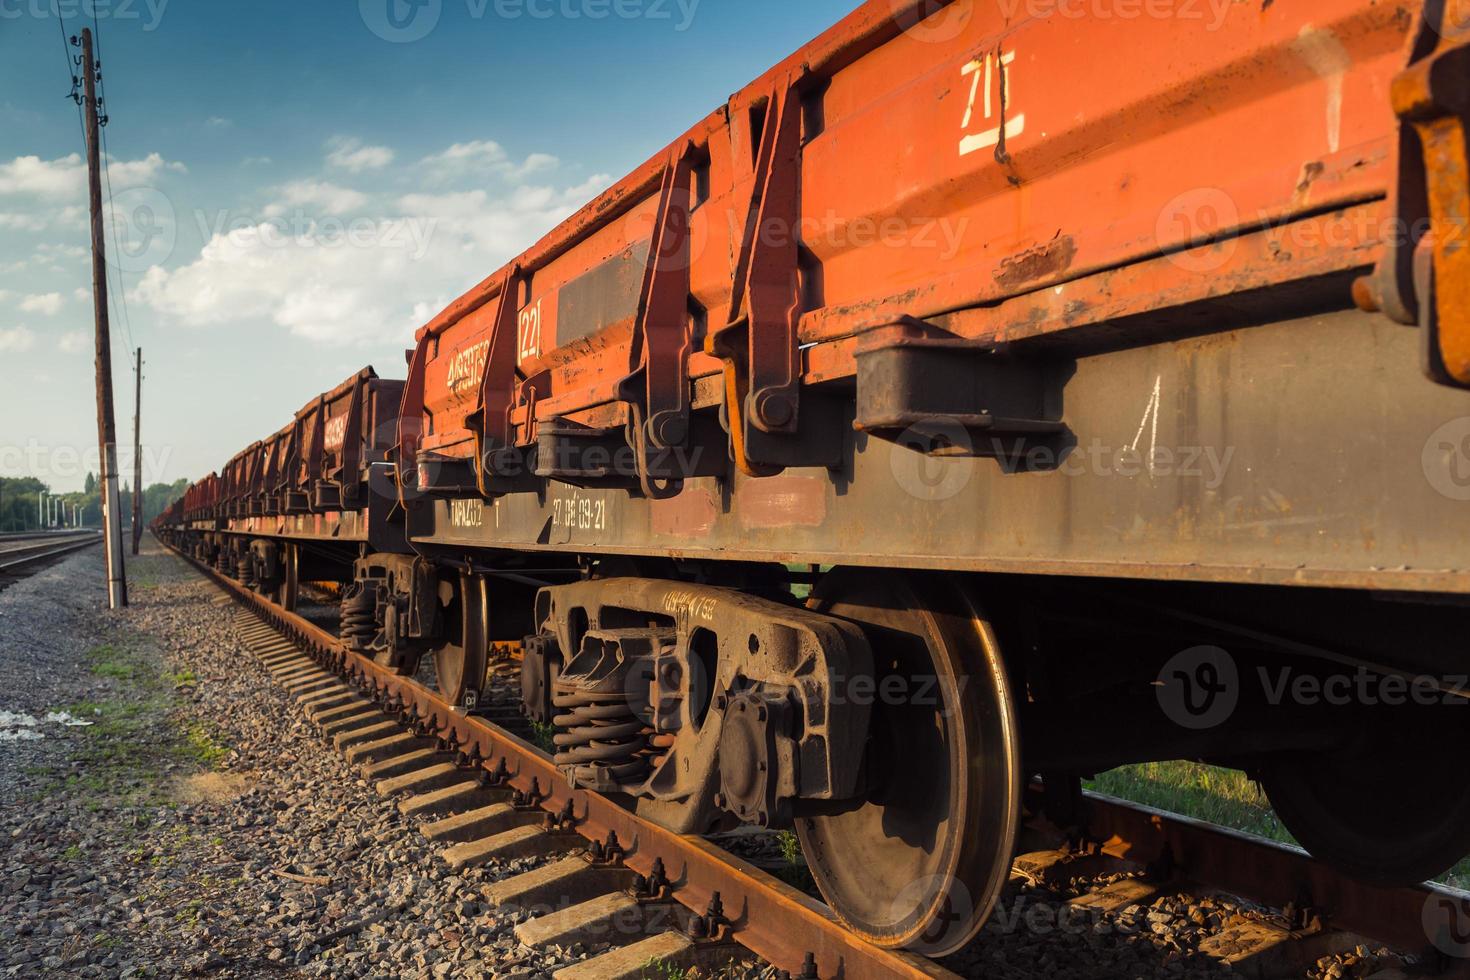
[0,475,189,533]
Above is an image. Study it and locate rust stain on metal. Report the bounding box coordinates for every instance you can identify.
[651,487,719,537]
[993,234,1078,290]
[737,475,827,530]
[1293,160,1326,204]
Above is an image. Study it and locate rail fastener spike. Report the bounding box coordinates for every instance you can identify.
[545,797,576,831]
[638,856,670,898]
[798,952,819,980]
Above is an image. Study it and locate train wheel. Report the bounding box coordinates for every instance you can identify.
[432,571,489,711]
[796,570,1021,955]
[277,543,298,612]
[1259,703,1470,885]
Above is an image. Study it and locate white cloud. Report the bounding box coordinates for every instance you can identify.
[34,243,89,267]
[109,153,189,187]
[133,220,432,345]
[263,181,369,217]
[205,116,233,128]
[0,154,81,197]
[19,293,62,316]
[58,330,89,354]
[72,287,88,301]
[326,138,394,173]
[0,152,185,199]
[0,326,35,352]
[242,157,273,168]
[134,168,612,348]
[419,141,560,183]
[0,212,45,232]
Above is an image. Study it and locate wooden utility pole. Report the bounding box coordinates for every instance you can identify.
[81,28,127,607]
[132,347,143,554]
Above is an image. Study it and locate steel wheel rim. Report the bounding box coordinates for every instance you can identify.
[796,570,1020,955]
[433,571,489,709]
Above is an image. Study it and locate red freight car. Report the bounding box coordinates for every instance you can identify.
[162,0,1470,955]
[188,368,408,610]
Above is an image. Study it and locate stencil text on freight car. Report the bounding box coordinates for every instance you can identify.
[960,49,1025,157]
[445,340,490,394]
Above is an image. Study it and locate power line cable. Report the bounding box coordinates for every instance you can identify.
[86,6,139,358]
[56,10,86,144]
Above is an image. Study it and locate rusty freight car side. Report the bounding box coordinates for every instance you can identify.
[159,0,1470,959]
[182,368,409,606]
[392,0,1469,593]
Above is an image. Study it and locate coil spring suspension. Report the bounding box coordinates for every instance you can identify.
[551,687,654,783]
[237,557,255,587]
[339,583,378,651]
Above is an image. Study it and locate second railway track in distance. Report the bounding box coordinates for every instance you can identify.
[171,539,1470,980]
[0,532,100,589]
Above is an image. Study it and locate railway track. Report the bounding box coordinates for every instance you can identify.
[178,541,951,980]
[0,529,96,551]
[165,538,1470,980]
[0,532,100,587]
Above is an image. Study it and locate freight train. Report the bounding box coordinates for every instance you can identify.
[155,0,1470,954]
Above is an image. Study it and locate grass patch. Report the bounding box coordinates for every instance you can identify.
[773,829,816,894]
[530,721,557,755]
[1086,761,1470,889]
[640,960,689,980]
[179,721,228,766]
[86,643,141,682]
[50,636,231,809]
[1085,761,1291,843]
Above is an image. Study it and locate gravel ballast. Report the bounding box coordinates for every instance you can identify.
[0,541,601,978]
[0,540,1426,980]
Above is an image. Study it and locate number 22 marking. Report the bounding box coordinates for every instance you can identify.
[518,299,542,363]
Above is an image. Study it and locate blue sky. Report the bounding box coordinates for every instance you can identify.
[0,0,857,491]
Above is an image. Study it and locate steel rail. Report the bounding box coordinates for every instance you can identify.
[1080,790,1470,958]
[0,536,100,574]
[0,530,96,552]
[169,541,958,980]
[169,537,1469,973]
